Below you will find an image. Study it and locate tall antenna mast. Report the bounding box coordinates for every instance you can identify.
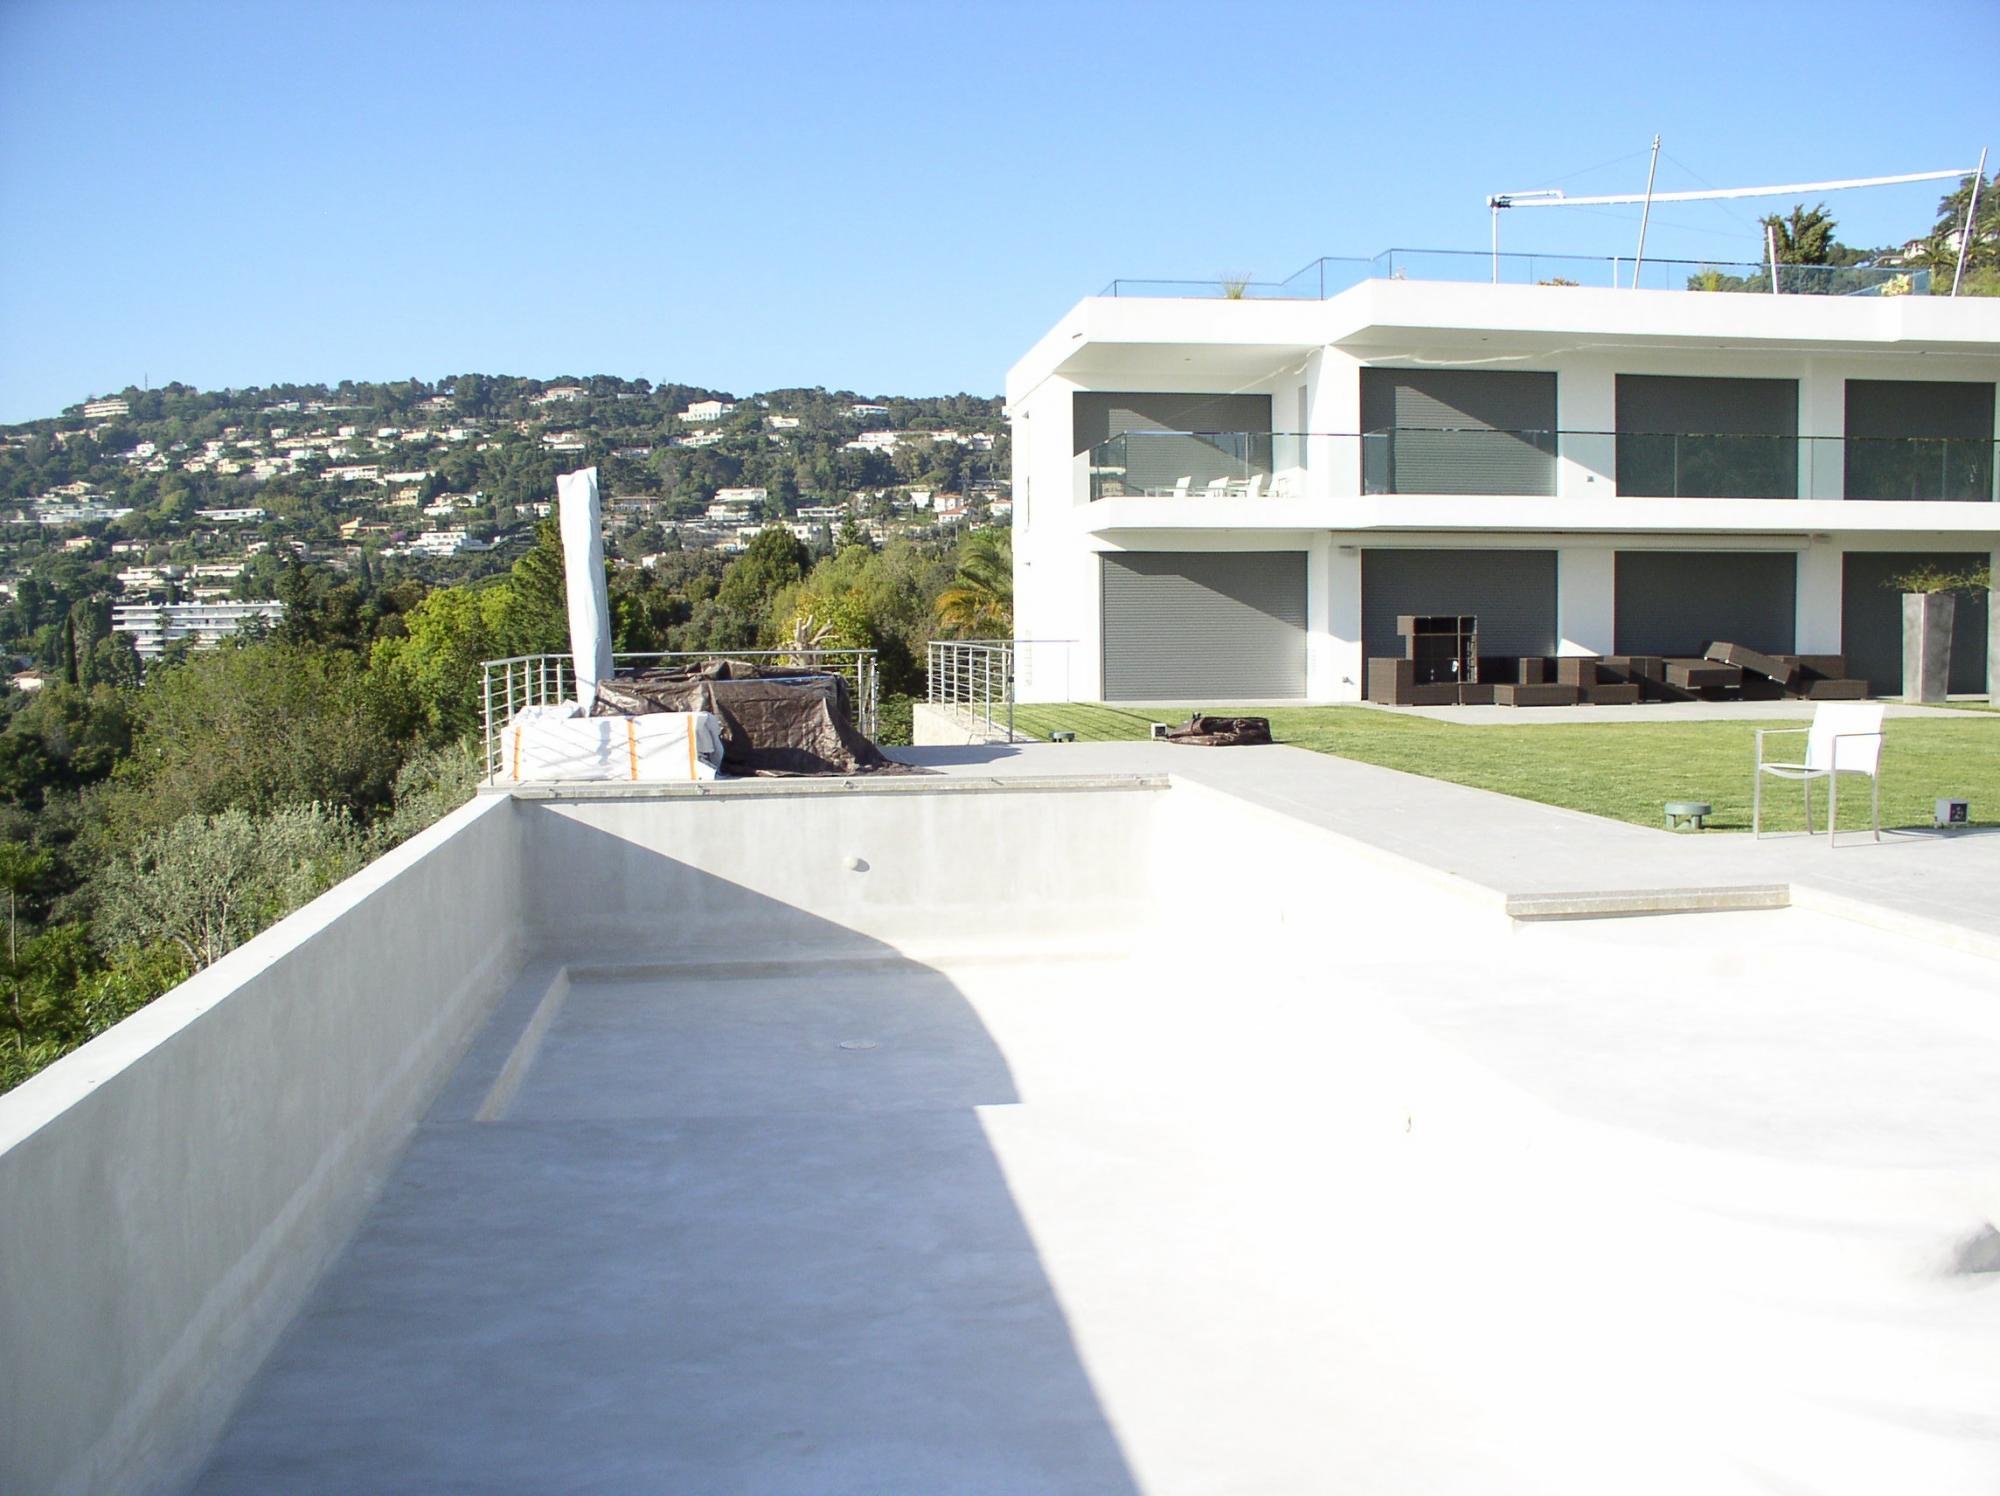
[1631,135,1662,289]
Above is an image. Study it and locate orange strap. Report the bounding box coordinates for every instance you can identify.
[626,719,639,780]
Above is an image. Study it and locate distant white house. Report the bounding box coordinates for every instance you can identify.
[194,507,269,524]
[705,489,763,522]
[117,566,184,593]
[542,432,588,452]
[533,386,585,405]
[681,399,736,423]
[766,414,801,430]
[849,402,889,417]
[406,529,490,558]
[674,431,725,449]
[82,398,130,420]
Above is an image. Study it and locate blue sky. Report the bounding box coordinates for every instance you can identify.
[1,0,1994,424]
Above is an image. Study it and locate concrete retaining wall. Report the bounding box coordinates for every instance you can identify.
[910,701,1017,746]
[0,793,528,1496]
[522,779,1162,961]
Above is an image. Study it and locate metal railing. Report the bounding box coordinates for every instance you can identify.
[927,639,1019,742]
[1084,430,1999,503]
[1100,249,1933,299]
[481,648,879,783]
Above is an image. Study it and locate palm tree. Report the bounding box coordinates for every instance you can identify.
[933,528,1013,637]
[1761,202,1837,265]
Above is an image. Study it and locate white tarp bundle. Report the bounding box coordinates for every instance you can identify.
[556,466,613,712]
[503,707,725,783]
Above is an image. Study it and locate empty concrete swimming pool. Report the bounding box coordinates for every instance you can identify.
[5,750,1999,1495]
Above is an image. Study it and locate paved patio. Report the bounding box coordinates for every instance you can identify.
[896,739,2000,951]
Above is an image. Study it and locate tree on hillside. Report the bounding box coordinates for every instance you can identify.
[0,841,51,962]
[715,526,808,622]
[933,528,1013,639]
[1913,171,2000,285]
[95,804,364,970]
[110,641,397,838]
[1762,202,1837,265]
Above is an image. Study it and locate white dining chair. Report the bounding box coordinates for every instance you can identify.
[1753,701,1886,844]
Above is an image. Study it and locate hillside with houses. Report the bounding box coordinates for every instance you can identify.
[0,375,1008,675]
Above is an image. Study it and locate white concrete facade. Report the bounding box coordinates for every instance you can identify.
[1006,279,2000,703]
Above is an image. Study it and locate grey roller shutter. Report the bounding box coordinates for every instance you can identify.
[1841,551,1989,695]
[1359,370,1557,495]
[1100,551,1306,700]
[1613,551,1797,656]
[1844,381,1996,502]
[1616,375,1798,498]
[1360,549,1558,682]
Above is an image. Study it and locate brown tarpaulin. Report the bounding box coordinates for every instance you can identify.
[1163,714,1273,747]
[590,661,912,775]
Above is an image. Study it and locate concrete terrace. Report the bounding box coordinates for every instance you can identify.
[7,746,2000,1495]
[902,738,2000,950]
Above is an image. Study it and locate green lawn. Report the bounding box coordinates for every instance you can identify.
[1008,703,2000,834]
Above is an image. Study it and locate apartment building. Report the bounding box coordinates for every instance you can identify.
[111,600,285,660]
[1007,254,2000,704]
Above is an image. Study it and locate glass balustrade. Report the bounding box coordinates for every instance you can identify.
[1101,251,1932,299]
[1085,432,1996,502]
[1835,435,1998,502]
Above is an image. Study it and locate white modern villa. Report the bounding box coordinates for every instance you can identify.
[1007,253,2000,704]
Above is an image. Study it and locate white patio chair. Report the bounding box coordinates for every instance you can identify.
[1170,476,1192,498]
[1753,701,1885,844]
[1204,476,1233,498]
[1241,473,1266,499]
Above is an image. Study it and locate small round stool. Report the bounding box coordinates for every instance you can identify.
[1664,800,1712,831]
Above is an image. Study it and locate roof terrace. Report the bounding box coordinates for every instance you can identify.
[1101,248,1933,300]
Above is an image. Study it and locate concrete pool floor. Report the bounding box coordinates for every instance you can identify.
[192,936,2000,1493]
[191,747,2000,1493]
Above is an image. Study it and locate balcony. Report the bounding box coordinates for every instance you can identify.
[1842,434,1998,502]
[1099,249,1934,300]
[1085,431,1999,502]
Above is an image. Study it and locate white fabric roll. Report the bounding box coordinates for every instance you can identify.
[555,466,613,711]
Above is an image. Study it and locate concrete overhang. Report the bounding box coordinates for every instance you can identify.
[1008,282,2000,397]
[1072,494,2000,540]
[1328,279,2000,359]
[1007,297,1326,399]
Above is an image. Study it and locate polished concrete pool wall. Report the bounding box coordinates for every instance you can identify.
[0,792,528,1496]
[520,777,1168,962]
